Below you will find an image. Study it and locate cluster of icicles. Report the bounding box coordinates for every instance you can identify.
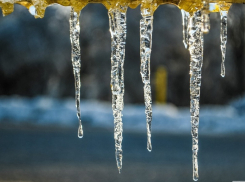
[69,3,228,181]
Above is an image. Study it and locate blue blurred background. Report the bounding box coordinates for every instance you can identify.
[0,3,245,182]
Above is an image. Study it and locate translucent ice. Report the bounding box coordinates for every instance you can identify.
[188,10,203,181]
[70,7,83,138]
[108,5,127,173]
[220,10,228,77]
[140,8,153,152]
[181,9,190,49]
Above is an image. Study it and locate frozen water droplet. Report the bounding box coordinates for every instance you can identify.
[70,7,83,138]
[220,10,228,77]
[108,5,127,173]
[29,5,37,16]
[181,9,190,49]
[140,8,153,152]
[188,10,203,181]
[78,124,83,138]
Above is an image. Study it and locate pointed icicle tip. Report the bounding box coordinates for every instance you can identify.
[118,167,122,174]
[221,62,225,77]
[78,125,83,138]
[193,172,199,182]
[147,147,152,152]
[147,141,152,152]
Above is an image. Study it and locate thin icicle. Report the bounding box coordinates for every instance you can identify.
[140,8,153,152]
[69,7,83,138]
[181,9,190,49]
[188,10,203,181]
[220,10,228,77]
[108,5,127,173]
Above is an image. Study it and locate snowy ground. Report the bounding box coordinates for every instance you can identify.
[0,96,245,135]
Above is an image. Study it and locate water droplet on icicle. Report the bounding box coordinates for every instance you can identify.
[181,9,190,49]
[188,10,203,181]
[108,5,128,173]
[220,10,228,77]
[140,7,154,152]
[69,7,83,138]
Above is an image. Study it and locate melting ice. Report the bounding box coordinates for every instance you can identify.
[108,5,128,173]
[140,8,154,152]
[220,10,228,77]
[188,10,204,181]
[70,7,83,138]
[66,2,230,180]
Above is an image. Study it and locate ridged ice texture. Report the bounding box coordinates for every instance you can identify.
[188,10,203,181]
[140,8,153,152]
[108,6,127,173]
[70,8,83,138]
[181,9,190,49]
[220,11,228,77]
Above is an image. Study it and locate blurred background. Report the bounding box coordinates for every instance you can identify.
[0,3,245,182]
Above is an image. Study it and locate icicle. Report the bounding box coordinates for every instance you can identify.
[188,10,203,181]
[140,8,153,152]
[69,7,83,138]
[108,5,127,173]
[181,9,190,49]
[220,10,228,77]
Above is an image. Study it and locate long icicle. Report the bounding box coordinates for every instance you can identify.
[188,10,203,181]
[181,9,190,49]
[108,5,127,173]
[220,10,228,77]
[70,7,83,138]
[140,8,153,152]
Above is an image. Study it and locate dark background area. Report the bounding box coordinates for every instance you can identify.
[1,4,245,106]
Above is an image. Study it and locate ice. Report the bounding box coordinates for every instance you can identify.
[29,6,37,16]
[181,9,190,49]
[220,10,228,77]
[140,8,154,152]
[201,1,210,34]
[69,7,83,138]
[188,10,203,181]
[108,5,128,173]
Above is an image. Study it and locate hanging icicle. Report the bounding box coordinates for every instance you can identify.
[140,7,154,152]
[220,10,228,77]
[181,9,190,49]
[69,7,83,138]
[188,10,203,181]
[108,5,128,173]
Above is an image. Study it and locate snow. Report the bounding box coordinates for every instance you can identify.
[0,96,245,135]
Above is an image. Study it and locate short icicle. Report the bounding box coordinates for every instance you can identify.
[140,7,154,152]
[69,7,83,138]
[201,1,210,34]
[108,5,127,173]
[188,10,203,181]
[181,9,190,49]
[220,10,228,77]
